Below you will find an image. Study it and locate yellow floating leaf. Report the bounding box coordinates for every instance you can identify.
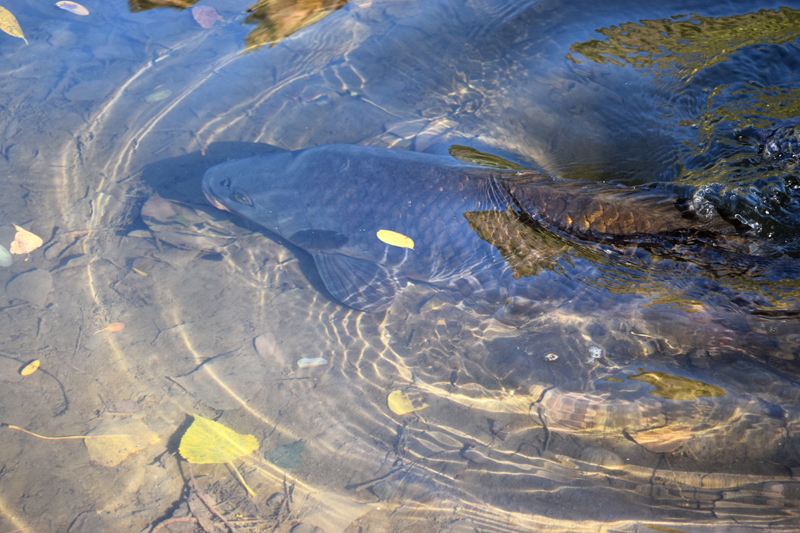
[387,390,428,416]
[179,415,259,464]
[377,229,414,249]
[0,7,27,45]
[55,1,89,15]
[94,322,125,335]
[85,419,160,467]
[9,225,43,255]
[19,359,40,376]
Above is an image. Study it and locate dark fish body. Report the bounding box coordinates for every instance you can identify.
[201,144,756,315]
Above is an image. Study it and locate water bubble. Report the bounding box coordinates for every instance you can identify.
[544,352,558,362]
[691,185,719,220]
[588,345,603,361]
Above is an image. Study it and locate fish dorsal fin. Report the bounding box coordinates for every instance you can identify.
[313,253,407,312]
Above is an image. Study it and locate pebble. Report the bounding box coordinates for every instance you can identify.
[297,357,327,368]
[254,332,277,359]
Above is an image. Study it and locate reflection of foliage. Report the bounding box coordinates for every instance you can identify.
[244,0,347,50]
[569,7,800,85]
[128,0,195,12]
[569,7,800,253]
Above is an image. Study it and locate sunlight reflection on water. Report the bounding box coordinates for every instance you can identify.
[0,0,799,531]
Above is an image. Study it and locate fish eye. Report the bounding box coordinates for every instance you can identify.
[231,189,252,206]
[220,178,231,188]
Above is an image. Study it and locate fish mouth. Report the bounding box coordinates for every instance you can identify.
[203,188,230,212]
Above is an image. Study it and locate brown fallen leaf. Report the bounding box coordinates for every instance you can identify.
[94,322,125,335]
[9,224,43,256]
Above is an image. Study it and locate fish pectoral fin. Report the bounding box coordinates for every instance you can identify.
[313,253,407,312]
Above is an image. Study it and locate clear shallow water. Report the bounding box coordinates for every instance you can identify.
[1,0,800,531]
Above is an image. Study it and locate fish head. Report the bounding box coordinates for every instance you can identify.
[202,150,309,239]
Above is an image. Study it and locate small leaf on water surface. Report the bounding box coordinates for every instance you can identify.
[9,225,43,255]
[56,1,89,15]
[94,322,125,335]
[377,229,414,250]
[387,390,428,416]
[19,359,40,376]
[179,415,259,464]
[0,7,27,45]
[192,5,223,29]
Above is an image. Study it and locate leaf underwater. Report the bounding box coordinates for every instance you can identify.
[20,359,40,376]
[94,322,125,334]
[0,7,26,45]
[9,225,43,255]
[387,390,428,415]
[192,5,223,29]
[179,415,259,464]
[85,419,160,467]
[377,229,414,249]
[56,1,89,15]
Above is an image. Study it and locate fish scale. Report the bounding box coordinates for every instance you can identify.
[202,144,792,320]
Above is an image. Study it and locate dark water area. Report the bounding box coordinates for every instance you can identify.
[1,0,800,531]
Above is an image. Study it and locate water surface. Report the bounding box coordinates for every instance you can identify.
[1,0,800,531]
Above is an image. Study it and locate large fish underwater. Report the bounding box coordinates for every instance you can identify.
[201,144,800,338]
